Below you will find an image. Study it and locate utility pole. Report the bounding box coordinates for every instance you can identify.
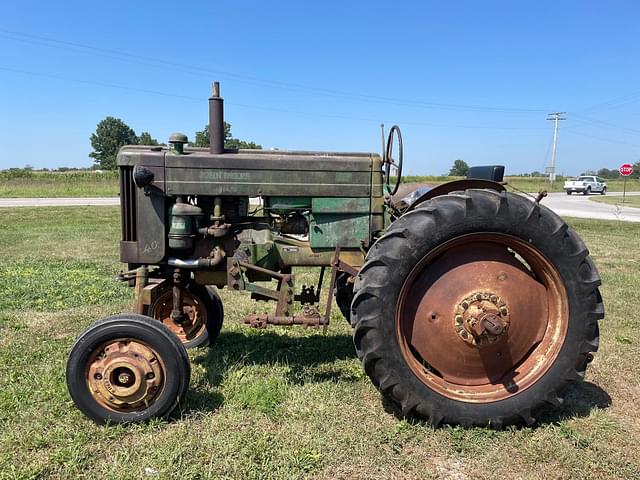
[547,112,566,187]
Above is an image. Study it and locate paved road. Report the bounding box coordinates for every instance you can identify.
[1,193,639,222]
[536,191,640,223]
[0,197,119,207]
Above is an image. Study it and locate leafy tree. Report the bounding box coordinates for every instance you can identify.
[630,160,640,179]
[193,122,261,149]
[90,117,138,170]
[448,159,469,176]
[596,168,618,179]
[530,170,543,177]
[138,131,160,146]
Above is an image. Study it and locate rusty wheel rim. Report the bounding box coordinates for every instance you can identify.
[86,339,165,412]
[150,290,207,343]
[396,233,568,402]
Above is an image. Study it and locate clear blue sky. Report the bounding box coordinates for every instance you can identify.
[0,0,638,175]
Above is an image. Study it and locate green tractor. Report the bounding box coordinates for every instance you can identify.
[66,83,603,427]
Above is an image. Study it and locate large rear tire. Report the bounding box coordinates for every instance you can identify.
[352,189,603,427]
[66,314,191,424]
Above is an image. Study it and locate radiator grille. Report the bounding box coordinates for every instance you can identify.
[119,166,137,241]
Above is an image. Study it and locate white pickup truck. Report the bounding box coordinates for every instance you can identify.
[563,176,607,195]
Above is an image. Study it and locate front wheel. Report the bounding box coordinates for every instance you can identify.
[601,187,607,195]
[66,314,191,424]
[149,284,224,349]
[566,190,572,195]
[335,272,355,325]
[352,189,603,427]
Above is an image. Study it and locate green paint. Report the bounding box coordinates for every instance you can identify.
[311,197,369,213]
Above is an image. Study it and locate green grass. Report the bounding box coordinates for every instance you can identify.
[3,170,639,198]
[0,171,118,197]
[0,207,639,478]
[591,195,640,208]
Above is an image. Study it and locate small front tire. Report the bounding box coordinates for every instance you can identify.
[66,314,191,424]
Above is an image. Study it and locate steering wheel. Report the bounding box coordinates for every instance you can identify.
[383,125,403,196]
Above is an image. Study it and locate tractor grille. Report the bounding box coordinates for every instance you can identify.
[119,166,137,241]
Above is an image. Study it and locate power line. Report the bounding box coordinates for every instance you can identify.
[569,114,640,136]
[0,65,549,131]
[574,90,640,114]
[563,129,640,148]
[0,28,549,114]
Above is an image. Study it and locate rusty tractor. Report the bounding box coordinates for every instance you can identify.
[66,83,603,427]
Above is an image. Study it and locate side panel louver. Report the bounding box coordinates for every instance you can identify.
[119,166,137,241]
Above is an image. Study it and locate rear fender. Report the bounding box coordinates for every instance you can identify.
[403,179,506,213]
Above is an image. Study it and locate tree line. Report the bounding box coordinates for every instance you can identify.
[89,117,261,170]
[447,159,640,179]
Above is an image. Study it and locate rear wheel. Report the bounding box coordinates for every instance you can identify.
[149,284,223,349]
[566,190,572,195]
[66,314,191,424]
[352,189,603,427]
[583,187,591,195]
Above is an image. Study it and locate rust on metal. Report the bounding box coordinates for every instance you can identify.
[150,289,208,343]
[244,305,326,328]
[395,232,568,401]
[454,291,510,346]
[535,190,548,203]
[87,340,165,411]
[132,266,149,314]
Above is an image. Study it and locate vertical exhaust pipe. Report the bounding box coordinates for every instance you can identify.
[209,81,224,154]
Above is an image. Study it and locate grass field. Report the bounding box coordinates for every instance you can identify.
[591,195,640,209]
[2,170,639,197]
[0,207,639,479]
[0,171,119,198]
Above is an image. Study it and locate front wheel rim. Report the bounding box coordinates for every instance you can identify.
[150,290,207,343]
[396,233,569,403]
[86,339,165,412]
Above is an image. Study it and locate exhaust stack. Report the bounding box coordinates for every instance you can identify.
[209,81,224,154]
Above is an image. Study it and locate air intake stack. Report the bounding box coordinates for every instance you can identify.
[209,81,224,154]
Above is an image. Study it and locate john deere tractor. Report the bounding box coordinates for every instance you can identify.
[66,83,603,427]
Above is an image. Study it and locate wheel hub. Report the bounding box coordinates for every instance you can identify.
[455,292,510,346]
[87,340,164,411]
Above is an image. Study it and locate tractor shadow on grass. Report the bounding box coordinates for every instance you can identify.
[380,380,611,429]
[183,330,357,414]
[537,381,612,424]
